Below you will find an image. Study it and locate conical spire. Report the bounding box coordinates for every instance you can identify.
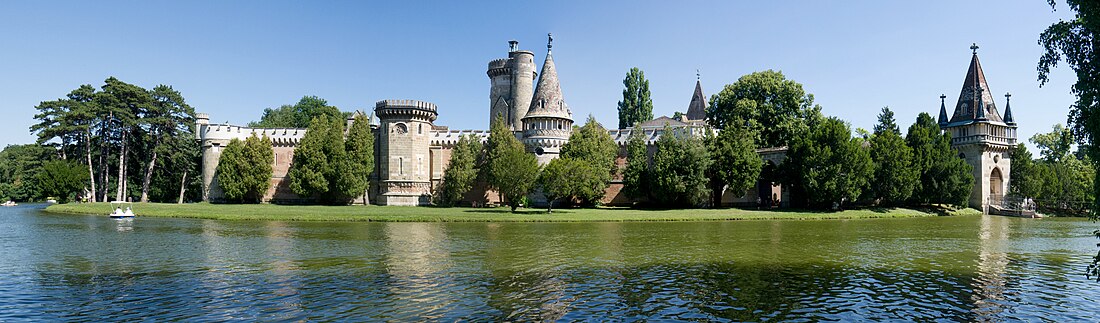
[525,33,572,120]
[950,43,1003,123]
[938,94,949,125]
[1003,92,1015,124]
[686,73,707,121]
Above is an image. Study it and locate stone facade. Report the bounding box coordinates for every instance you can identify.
[374,100,437,206]
[938,44,1018,213]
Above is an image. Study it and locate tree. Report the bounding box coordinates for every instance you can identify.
[622,127,649,203]
[34,160,88,203]
[98,77,153,202]
[708,125,762,206]
[905,113,973,207]
[617,67,654,129]
[1037,0,1100,280]
[492,145,539,212]
[340,114,374,204]
[537,157,602,213]
[436,134,481,206]
[0,144,57,202]
[215,136,274,203]
[288,116,349,204]
[784,117,873,209]
[484,116,540,211]
[1031,123,1075,162]
[869,107,918,205]
[138,85,195,202]
[1010,144,1042,199]
[560,115,618,205]
[250,96,343,128]
[707,70,824,148]
[650,126,711,207]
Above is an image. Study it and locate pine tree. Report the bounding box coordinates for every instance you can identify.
[870,107,918,205]
[289,116,348,204]
[617,67,654,129]
[340,114,374,204]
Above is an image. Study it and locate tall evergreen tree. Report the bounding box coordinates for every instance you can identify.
[617,67,654,129]
[215,135,273,203]
[484,115,539,211]
[784,117,873,209]
[288,116,348,204]
[1010,144,1041,199]
[138,85,195,202]
[870,107,918,205]
[905,113,973,207]
[340,114,374,204]
[436,134,481,206]
[622,127,649,203]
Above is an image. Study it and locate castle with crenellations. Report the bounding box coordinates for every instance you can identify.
[195,37,1015,212]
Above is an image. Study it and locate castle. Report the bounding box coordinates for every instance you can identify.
[195,38,1014,212]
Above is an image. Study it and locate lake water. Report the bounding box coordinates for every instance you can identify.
[2,204,1099,321]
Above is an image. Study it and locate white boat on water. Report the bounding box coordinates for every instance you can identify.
[108,201,136,219]
[2,201,16,207]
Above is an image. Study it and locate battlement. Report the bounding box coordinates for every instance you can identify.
[429,129,490,147]
[196,113,210,124]
[375,99,437,111]
[488,58,509,70]
[375,99,438,122]
[197,122,306,146]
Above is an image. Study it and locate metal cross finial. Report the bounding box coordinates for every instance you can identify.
[940,94,946,101]
[547,33,553,50]
[970,43,979,55]
[1005,92,1011,99]
[696,69,700,81]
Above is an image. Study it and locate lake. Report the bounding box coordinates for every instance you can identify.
[2,204,1099,321]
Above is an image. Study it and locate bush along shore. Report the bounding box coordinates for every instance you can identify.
[45,203,981,223]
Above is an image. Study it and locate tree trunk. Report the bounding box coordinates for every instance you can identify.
[85,131,96,203]
[547,198,553,214]
[140,143,159,203]
[116,132,126,202]
[177,169,188,204]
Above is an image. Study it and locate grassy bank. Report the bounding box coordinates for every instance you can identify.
[44,202,980,223]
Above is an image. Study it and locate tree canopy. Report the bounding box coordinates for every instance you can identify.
[483,116,539,212]
[215,135,274,203]
[288,116,349,204]
[34,160,88,203]
[707,70,823,148]
[707,125,762,205]
[905,113,973,207]
[251,96,343,128]
[617,67,654,129]
[784,117,873,209]
[869,107,918,205]
[560,115,618,205]
[621,128,649,203]
[650,126,711,207]
[436,134,481,206]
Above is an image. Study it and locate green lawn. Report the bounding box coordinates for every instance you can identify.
[44,202,981,223]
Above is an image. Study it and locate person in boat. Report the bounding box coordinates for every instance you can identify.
[113,207,123,216]
[124,207,134,217]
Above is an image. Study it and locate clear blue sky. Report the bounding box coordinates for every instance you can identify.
[0,1,1078,152]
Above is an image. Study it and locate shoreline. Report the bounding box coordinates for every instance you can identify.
[43,203,981,223]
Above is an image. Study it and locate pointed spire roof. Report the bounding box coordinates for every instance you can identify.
[524,33,572,120]
[686,74,707,121]
[950,43,1003,123]
[938,94,949,125]
[1003,92,1015,124]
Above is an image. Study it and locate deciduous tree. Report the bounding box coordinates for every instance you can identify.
[436,135,480,206]
[707,70,823,148]
[651,126,711,207]
[784,117,873,209]
[707,125,761,206]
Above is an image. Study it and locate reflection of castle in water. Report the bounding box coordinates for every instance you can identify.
[971,214,1010,319]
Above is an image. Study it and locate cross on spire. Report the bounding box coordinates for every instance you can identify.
[970,43,979,55]
[547,33,553,51]
[696,69,700,81]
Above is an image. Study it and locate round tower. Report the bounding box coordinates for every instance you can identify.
[374,100,438,206]
[509,47,536,132]
[487,56,512,129]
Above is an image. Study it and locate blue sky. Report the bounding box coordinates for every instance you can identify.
[0,1,1078,152]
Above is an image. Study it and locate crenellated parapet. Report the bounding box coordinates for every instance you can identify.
[429,129,490,147]
[487,58,512,77]
[375,99,438,123]
[197,123,306,147]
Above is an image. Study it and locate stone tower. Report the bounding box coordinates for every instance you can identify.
[487,40,536,131]
[374,99,438,206]
[938,44,1018,212]
[522,33,574,165]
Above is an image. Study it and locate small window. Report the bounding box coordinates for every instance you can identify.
[418,124,423,134]
[395,123,408,134]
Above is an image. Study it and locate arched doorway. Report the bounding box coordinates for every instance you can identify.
[990,167,1004,205]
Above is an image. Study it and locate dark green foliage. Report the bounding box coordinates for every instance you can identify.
[251,96,343,128]
[708,125,762,205]
[538,157,603,212]
[436,135,481,206]
[870,107,918,205]
[784,117,873,209]
[651,126,711,207]
[617,67,654,129]
[33,160,88,203]
[560,115,618,205]
[905,113,973,207]
[288,116,349,204]
[216,136,274,203]
[622,128,649,202]
[484,116,540,212]
[707,70,824,148]
[1028,125,1095,214]
[1010,144,1042,199]
[0,144,57,202]
[1031,124,1075,162]
[340,114,374,204]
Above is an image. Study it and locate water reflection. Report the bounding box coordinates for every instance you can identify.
[3,207,1100,321]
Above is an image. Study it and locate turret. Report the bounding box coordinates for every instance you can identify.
[487,40,536,132]
[522,33,574,165]
[374,99,438,206]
